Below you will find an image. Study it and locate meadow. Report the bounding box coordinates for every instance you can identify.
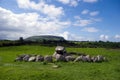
[0,45,120,80]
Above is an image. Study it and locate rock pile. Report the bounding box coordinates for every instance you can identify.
[14,46,107,63]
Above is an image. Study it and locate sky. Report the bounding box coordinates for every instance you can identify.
[0,0,120,41]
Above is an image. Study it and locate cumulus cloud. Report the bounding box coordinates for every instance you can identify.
[59,31,70,40]
[81,27,99,32]
[57,0,79,7]
[83,0,98,3]
[0,7,70,40]
[115,35,120,39]
[17,0,64,18]
[58,31,86,41]
[81,9,99,16]
[58,0,98,6]
[73,16,92,27]
[100,35,109,41]
[90,11,99,16]
[81,9,89,15]
[73,16,101,27]
[74,19,92,27]
[58,0,70,4]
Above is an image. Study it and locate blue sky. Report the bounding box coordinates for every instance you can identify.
[0,0,120,41]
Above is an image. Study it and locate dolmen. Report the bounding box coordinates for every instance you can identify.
[14,46,107,63]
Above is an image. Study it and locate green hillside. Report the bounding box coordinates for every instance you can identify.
[24,35,65,42]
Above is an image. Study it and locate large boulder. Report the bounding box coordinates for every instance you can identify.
[96,55,106,62]
[74,55,91,62]
[81,56,88,62]
[85,55,92,62]
[55,46,65,52]
[91,55,106,62]
[74,56,83,62]
[53,46,67,56]
[91,56,98,62]
[14,54,26,62]
[53,52,58,58]
[23,54,31,62]
[55,54,66,62]
[28,56,36,62]
[44,55,53,62]
[36,55,44,62]
[65,56,75,62]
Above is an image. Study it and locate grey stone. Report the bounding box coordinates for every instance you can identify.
[44,55,53,62]
[65,56,75,62]
[28,56,36,62]
[55,54,66,62]
[36,55,44,62]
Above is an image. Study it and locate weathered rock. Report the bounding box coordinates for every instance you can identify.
[14,54,26,62]
[44,55,53,62]
[28,56,36,62]
[53,52,57,58]
[55,54,66,62]
[36,55,44,62]
[74,55,91,62]
[14,57,23,62]
[23,54,31,62]
[65,56,75,62]
[85,55,92,62]
[96,55,105,62]
[81,56,88,62]
[54,46,67,56]
[91,56,97,62]
[91,55,106,62]
[55,46,65,51]
[74,56,83,62]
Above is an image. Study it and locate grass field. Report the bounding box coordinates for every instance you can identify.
[0,45,120,80]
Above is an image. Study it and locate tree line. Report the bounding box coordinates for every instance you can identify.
[0,38,120,49]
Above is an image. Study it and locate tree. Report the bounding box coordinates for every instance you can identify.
[19,37,24,43]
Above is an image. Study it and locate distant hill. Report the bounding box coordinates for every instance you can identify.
[24,35,66,42]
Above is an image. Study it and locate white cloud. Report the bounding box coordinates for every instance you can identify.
[57,0,79,7]
[17,0,64,18]
[73,16,101,27]
[58,0,98,6]
[74,19,92,27]
[59,31,70,40]
[74,16,82,19]
[70,0,79,7]
[83,0,98,3]
[90,11,99,16]
[115,35,120,39]
[58,0,70,4]
[81,9,99,16]
[81,27,99,32]
[0,7,70,40]
[58,31,85,41]
[100,35,109,40]
[73,16,92,27]
[81,9,89,14]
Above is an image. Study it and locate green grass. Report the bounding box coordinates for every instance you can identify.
[0,45,120,80]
